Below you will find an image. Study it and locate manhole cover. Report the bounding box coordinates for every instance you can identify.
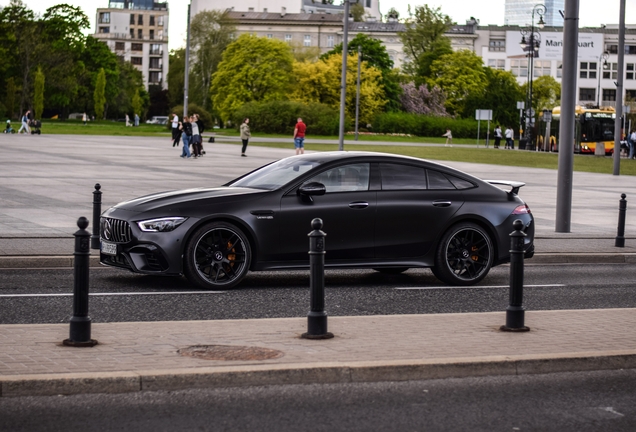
[178,345,284,361]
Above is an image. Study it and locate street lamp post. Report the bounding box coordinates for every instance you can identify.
[519,4,546,150]
[596,51,609,107]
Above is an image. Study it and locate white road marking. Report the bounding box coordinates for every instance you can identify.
[0,291,225,298]
[395,284,565,290]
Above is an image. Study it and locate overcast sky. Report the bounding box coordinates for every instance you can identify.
[2,0,636,51]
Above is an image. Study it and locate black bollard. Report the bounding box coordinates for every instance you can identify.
[63,217,98,347]
[90,183,102,250]
[500,219,530,332]
[615,194,627,248]
[301,218,334,340]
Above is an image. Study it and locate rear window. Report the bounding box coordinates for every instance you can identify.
[380,163,427,190]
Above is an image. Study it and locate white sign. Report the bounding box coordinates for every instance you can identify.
[475,109,493,120]
[506,31,603,61]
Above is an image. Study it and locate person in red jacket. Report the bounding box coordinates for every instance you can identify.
[293,117,306,155]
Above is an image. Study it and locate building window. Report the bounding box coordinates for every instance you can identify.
[263,8,268,12]
[150,44,162,55]
[266,34,273,38]
[248,7,254,11]
[606,44,618,54]
[285,34,292,43]
[627,63,634,80]
[137,29,143,39]
[366,0,371,7]
[157,16,164,26]
[579,62,596,79]
[149,57,162,69]
[150,29,154,40]
[626,90,636,100]
[534,60,551,77]
[131,57,142,65]
[150,15,155,26]
[137,14,143,25]
[626,45,636,55]
[489,39,505,52]
[579,88,595,102]
[327,35,334,48]
[487,59,505,70]
[130,14,135,25]
[603,63,618,80]
[510,59,528,77]
[603,89,616,102]
[99,27,110,34]
[99,12,110,24]
[149,71,162,84]
[115,42,125,51]
[304,35,311,47]
[131,43,143,51]
[130,28,134,38]
[557,61,563,78]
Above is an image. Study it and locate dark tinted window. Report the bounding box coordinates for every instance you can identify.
[380,163,427,190]
[447,175,474,190]
[307,163,370,193]
[427,170,456,189]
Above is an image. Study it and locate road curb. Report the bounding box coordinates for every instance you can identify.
[2,351,636,397]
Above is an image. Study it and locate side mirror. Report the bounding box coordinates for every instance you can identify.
[298,182,326,196]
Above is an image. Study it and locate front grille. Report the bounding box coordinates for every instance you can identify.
[100,217,133,243]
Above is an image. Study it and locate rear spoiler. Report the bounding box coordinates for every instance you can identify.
[485,180,525,196]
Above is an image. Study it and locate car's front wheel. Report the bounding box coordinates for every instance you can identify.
[433,222,494,286]
[184,221,251,289]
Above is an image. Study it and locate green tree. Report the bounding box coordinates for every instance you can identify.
[350,3,365,22]
[168,48,185,109]
[399,5,453,82]
[33,66,44,119]
[78,36,120,115]
[189,10,235,110]
[429,50,488,116]
[210,34,294,121]
[462,67,524,126]
[132,88,142,119]
[321,33,401,111]
[5,77,17,118]
[94,68,106,119]
[524,75,561,113]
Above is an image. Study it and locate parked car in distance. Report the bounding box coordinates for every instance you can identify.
[146,116,169,125]
[100,152,535,289]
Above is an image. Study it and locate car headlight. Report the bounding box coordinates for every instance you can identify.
[137,217,188,232]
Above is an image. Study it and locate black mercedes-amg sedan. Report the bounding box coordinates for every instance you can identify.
[100,152,534,289]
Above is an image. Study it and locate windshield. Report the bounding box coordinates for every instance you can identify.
[229,158,323,190]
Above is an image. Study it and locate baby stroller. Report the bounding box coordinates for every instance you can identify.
[29,119,41,135]
[3,120,15,134]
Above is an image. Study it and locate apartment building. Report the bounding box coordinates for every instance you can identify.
[94,0,170,90]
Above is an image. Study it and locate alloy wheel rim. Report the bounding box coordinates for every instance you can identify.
[445,228,492,281]
[194,228,247,285]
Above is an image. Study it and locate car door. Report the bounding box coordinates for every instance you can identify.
[374,163,466,259]
[274,163,376,264]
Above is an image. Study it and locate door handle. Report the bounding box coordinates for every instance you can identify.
[349,201,369,209]
[432,200,452,207]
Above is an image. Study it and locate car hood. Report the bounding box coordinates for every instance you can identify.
[113,187,268,212]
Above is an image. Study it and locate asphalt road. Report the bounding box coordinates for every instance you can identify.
[0,263,634,324]
[1,369,635,432]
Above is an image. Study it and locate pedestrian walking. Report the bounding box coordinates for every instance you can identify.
[18,110,31,134]
[194,114,205,155]
[125,114,131,127]
[171,113,180,147]
[505,126,514,149]
[442,128,452,147]
[180,116,192,158]
[240,118,251,157]
[190,115,202,158]
[494,125,502,149]
[82,112,87,126]
[134,113,139,127]
[293,117,306,155]
[630,130,636,159]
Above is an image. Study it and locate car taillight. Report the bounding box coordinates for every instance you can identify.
[512,204,531,215]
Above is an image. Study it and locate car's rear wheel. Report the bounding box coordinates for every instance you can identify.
[184,221,251,289]
[373,267,409,274]
[433,222,494,286]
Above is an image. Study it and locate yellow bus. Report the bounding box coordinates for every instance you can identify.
[542,106,616,155]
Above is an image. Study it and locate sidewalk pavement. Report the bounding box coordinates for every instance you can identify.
[0,135,635,397]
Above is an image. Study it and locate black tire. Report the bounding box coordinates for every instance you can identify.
[373,267,409,275]
[433,222,494,286]
[184,221,251,289]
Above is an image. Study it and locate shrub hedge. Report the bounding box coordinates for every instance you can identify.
[372,112,482,138]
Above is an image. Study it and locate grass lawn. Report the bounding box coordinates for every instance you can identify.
[36,120,636,175]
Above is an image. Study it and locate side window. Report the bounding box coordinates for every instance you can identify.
[306,163,370,192]
[446,175,474,190]
[427,170,456,189]
[380,163,427,190]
